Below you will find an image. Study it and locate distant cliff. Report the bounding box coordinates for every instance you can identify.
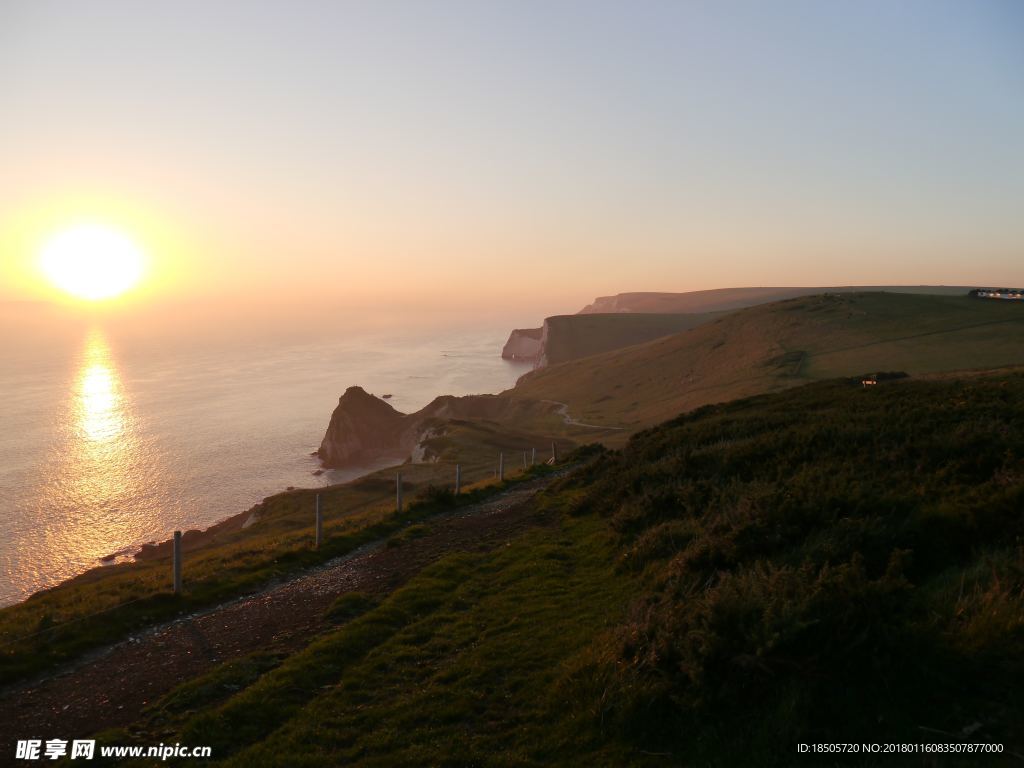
[498,287,972,367]
[577,286,972,314]
[499,313,719,370]
[501,328,543,360]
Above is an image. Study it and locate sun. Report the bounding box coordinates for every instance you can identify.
[40,224,145,301]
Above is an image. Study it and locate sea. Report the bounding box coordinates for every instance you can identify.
[0,310,533,607]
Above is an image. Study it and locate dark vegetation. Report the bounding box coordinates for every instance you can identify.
[560,370,1024,762]
[93,370,1024,766]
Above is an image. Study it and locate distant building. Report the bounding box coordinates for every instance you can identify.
[970,288,1024,301]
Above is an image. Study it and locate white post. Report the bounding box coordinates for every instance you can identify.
[498,452,504,481]
[455,463,461,495]
[531,447,536,466]
[315,493,323,549]
[172,530,182,595]
[396,472,403,513]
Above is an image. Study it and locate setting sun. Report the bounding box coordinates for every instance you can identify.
[39,224,145,301]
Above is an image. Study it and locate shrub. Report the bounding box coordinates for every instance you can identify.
[413,484,457,508]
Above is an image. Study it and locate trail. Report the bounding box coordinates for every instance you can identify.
[0,474,561,746]
[543,400,626,430]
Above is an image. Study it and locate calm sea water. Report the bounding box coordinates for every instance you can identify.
[0,319,531,606]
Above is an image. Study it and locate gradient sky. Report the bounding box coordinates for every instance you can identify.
[1,0,1022,315]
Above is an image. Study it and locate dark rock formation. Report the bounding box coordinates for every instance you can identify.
[317,386,412,467]
[317,386,556,469]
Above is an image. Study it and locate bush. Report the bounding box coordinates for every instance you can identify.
[413,484,457,508]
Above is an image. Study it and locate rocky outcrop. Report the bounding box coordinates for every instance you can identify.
[318,387,553,468]
[317,386,415,467]
[501,328,543,360]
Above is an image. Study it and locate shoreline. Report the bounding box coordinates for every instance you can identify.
[131,452,410,563]
[7,457,406,610]
[0,326,529,612]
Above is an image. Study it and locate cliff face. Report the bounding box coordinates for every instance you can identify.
[501,328,543,360]
[317,386,414,467]
[502,313,720,370]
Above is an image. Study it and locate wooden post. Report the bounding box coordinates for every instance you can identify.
[531,447,536,466]
[498,452,504,481]
[315,493,323,549]
[523,450,528,469]
[455,463,461,495]
[396,472,403,513]
[551,441,558,462]
[172,530,182,595]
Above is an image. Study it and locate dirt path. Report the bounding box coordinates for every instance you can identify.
[0,474,561,746]
[542,399,626,430]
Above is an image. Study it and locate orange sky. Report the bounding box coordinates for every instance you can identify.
[2,1,1022,318]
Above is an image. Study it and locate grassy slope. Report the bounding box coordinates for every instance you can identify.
[150,512,634,767]
[540,312,719,366]
[514,293,1024,431]
[95,371,1024,766]
[558,370,1024,764]
[0,441,560,686]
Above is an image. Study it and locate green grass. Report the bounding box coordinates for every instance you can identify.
[539,312,720,366]
[84,370,1024,765]
[110,500,636,767]
[514,292,1024,432]
[560,370,1024,763]
[0,461,557,686]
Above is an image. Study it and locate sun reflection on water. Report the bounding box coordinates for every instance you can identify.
[31,329,156,580]
[78,344,125,443]
[66,329,138,517]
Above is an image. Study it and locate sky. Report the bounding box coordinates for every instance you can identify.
[1,0,1022,320]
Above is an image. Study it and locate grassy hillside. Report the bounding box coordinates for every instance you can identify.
[539,312,719,366]
[102,370,1024,765]
[558,369,1024,762]
[0,428,565,685]
[515,292,1024,430]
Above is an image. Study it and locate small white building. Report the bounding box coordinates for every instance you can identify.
[971,288,1024,300]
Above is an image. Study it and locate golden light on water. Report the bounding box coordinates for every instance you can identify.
[71,330,133,496]
[40,224,145,301]
[34,329,147,577]
[78,358,124,443]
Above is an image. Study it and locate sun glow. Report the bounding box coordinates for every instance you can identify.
[40,224,145,301]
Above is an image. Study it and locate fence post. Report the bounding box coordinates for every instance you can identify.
[315,493,323,549]
[498,452,504,481]
[523,450,527,469]
[172,530,182,595]
[455,463,461,495]
[551,441,558,462]
[531,447,536,466]
[397,471,403,513]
